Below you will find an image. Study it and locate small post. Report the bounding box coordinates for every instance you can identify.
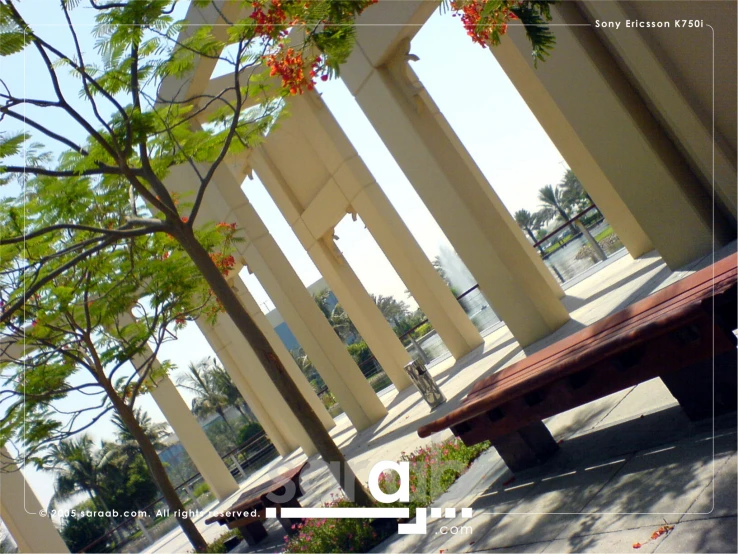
[230,454,248,480]
[135,518,154,546]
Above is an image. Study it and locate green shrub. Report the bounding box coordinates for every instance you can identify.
[205,529,240,553]
[347,341,372,365]
[410,322,433,339]
[237,421,264,445]
[368,372,392,393]
[321,392,337,410]
[193,482,210,498]
[60,500,113,553]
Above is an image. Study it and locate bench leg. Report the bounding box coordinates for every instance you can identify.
[238,521,268,546]
[277,498,303,536]
[493,420,559,473]
[661,350,737,421]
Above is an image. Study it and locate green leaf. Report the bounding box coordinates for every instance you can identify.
[0,31,30,55]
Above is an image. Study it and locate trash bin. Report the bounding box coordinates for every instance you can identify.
[404,359,446,410]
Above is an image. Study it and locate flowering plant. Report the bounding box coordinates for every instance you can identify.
[284,496,383,553]
[447,0,557,65]
[378,438,490,515]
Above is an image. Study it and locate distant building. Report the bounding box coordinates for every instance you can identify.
[265,278,337,352]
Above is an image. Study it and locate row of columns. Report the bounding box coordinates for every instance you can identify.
[485,3,733,269]
[8,0,734,548]
[165,162,388,433]
[340,39,572,348]
[247,89,484,362]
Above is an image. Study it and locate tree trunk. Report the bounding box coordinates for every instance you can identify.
[525,227,545,256]
[104,388,208,552]
[176,228,374,507]
[93,487,126,544]
[574,219,606,262]
[216,407,238,441]
[557,206,579,238]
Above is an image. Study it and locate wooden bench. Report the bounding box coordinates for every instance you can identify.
[204,462,307,545]
[418,256,737,473]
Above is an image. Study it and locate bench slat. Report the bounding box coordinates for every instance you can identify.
[468,259,735,402]
[418,256,737,440]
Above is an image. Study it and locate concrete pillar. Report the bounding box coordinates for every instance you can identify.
[228,277,336,432]
[249,91,484,360]
[0,448,70,553]
[211,309,321,456]
[341,41,570,347]
[164,162,387,431]
[352,182,485,358]
[488,3,732,269]
[128,349,239,501]
[306,236,413,389]
[195,320,298,456]
[580,0,737,222]
[248,147,415,386]
[237,232,388,431]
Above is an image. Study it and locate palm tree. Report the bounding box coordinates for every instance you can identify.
[515,209,565,282]
[210,364,254,422]
[538,184,606,262]
[45,436,130,544]
[45,435,111,511]
[313,289,359,343]
[371,294,411,331]
[176,358,237,438]
[110,409,170,462]
[514,209,543,247]
[537,184,578,236]
[559,169,593,212]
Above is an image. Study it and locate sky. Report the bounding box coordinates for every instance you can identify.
[1,1,566,513]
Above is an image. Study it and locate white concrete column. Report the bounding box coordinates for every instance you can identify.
[248,146,415,386]
[0,448,69,553]
[340,41,570,347]
[307,236,413,389]
[128,350,239,501]
[237,233,388,431]
[164,163,387,431]
[249,91,484,360]
[488,3,732,269]
[210,310,321,457]
[195,320,298,456]
[228,277,336,432]
[580,0,737,221]
[352,183,485,358]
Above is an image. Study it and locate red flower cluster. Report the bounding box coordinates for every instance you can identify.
[250,0,291,39]
[210,252,236,276]
[216,222,237,231]
[266,48,325,95]
[450,0,518,47]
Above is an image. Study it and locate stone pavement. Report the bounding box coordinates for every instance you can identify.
[146,246,737,553]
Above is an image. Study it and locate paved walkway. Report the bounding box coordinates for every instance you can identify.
[146,246,737,553]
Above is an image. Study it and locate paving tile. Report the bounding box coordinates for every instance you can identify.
[467,458,625,551]
[472,539,550,553]
[544,392,629,441]
[561,432,736,537]
[542,526,664,553]
[681,450,737,521]
[591,379,678,430]
[654,516,738,553]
